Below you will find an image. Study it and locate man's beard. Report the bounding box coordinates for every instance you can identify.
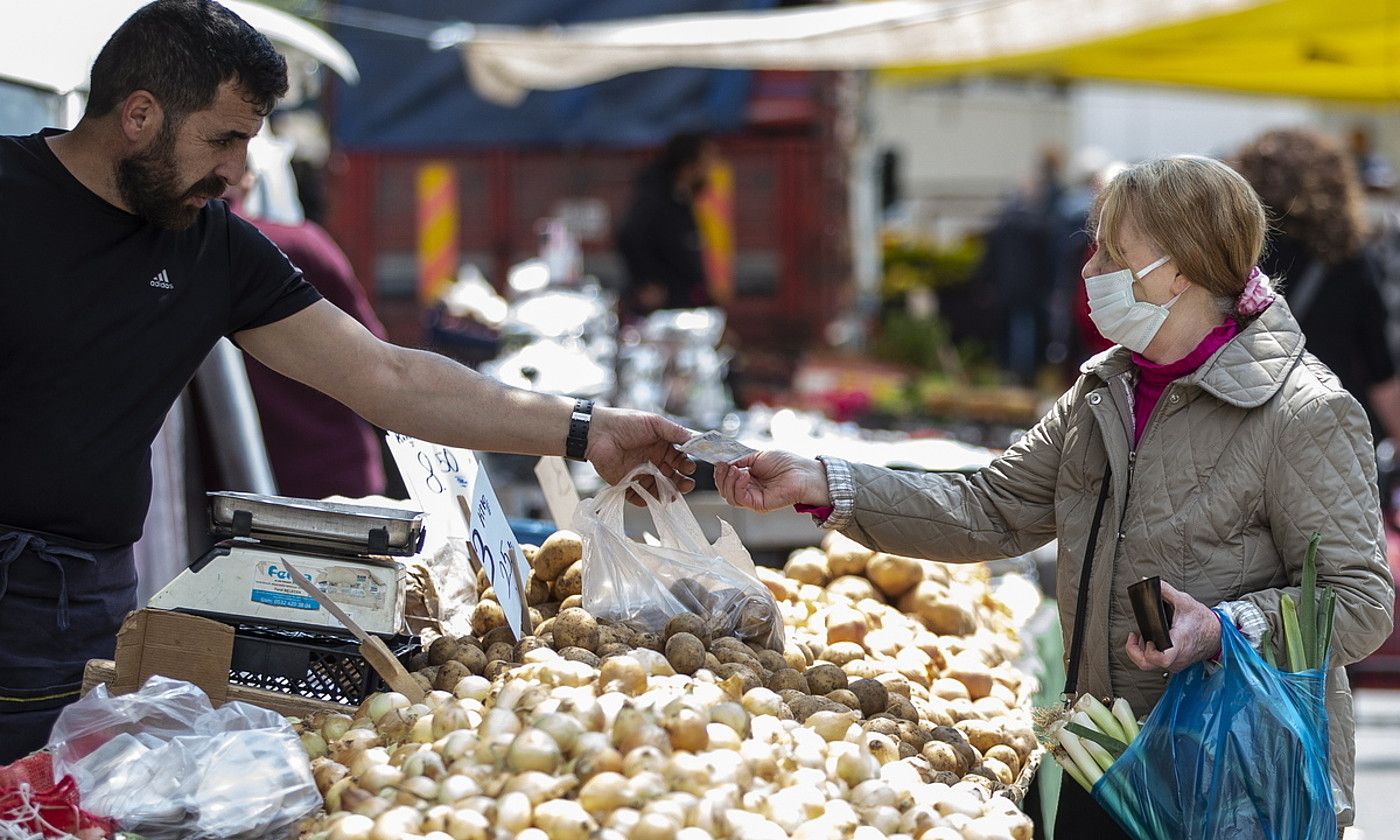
[115,123,226,230]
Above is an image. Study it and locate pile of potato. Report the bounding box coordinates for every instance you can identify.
[297,529,1039,840]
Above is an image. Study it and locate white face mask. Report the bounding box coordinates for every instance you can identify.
[1085,255,1181,353]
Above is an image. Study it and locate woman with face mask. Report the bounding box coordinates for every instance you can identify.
[714,155,1394,837]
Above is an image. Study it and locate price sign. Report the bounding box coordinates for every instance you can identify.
[385,433,532,639]
[534,456,580,530]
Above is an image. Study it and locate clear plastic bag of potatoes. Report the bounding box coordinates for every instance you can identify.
[575,463,785,650]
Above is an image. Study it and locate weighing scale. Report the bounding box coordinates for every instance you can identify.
[149,492,427,637]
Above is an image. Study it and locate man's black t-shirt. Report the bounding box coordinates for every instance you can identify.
[0,130,322,546]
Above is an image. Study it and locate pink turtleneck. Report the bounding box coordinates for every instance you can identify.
[1129,319,1238,446]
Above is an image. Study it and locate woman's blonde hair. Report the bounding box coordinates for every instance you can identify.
[1092,155,1267,306]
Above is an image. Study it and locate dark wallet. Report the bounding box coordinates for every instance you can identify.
[1128,575,1175,650]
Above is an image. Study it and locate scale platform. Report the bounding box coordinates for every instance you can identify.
[149,492,426,637]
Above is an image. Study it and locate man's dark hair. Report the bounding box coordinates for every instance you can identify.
[656,132,713,181]
[86,0,288,123]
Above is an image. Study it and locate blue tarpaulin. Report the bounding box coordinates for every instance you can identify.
[330,0,771,150]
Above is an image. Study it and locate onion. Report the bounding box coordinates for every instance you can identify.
[505,729,563,773]
[495,791,533,833]
[708,702,750,739]
[397,775,439,804]
[705,723,742,752]
[313,759,349,793]
[574,745,624,783]
[445,807,491,840]
[621,745,666,777]
[663,707,709,753]
[328,813,374,840]
[631,812,682,840]
[321,713,354,743]
[479,708,522,741]
[324,777,356,812]
[432,703,473,740]
[347,746,389,779]
[627,770,668,802]
[532,712,583,753]
[436,730,476,763]
[330,730,380,765]
[604,807,641,834]
[409,713,436,743]
[577,771,633,814]
[401,749,447,780]
[533,800,597,840]
[453,675,491,702]
[437,774,481,805]
[358,763,403,793]
[363,692,411,724]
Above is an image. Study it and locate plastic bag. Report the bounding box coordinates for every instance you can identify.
[1093,611,1336,840]
[575,463,785,650]
[46,676,320,840]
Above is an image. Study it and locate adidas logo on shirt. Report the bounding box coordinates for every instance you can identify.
[149,269,173,290]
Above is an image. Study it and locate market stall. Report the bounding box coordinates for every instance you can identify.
[11,467,1048,840]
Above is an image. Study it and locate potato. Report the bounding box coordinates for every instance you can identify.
[703,652,722,672]
[714,664,762,695]
[486,641,516,663]
[521,544,539,563]
[484,660,515,680]
[885,694,919,722]
[824,605,868,647]
[597,642,631,659]
[922,741,963,774]
[434,660,469,692]
[842,659,883,681]
[526,573,551,607]
[825,575,880,604]
[819,642,865,667]
[552,561,584,601]
[664,632,706,676]
[480,587,496,603]
[777,689,808,708]
[471,600,507,636]
[482,625,517,649]
[515,636,552,661]
[983,744,1022,778]
[947,698,983,723]
[973,696,1010,718]
[932,677,971,702]
[944,663,993,700]
[875,672,911,699]
[634,632,664,653]
[865,553,922,599]
[783,645,811,671]
[754,648,788,673]
[406,651,430,672]
[561,595,584,611]
[427,636,461,666]
[825,689,860,711]
[534,530,583,581]
[969,760,1012,786]
[848,678,889,719]
[823,533,874,577]
[765,669,810,694]
[452,646,487,675]
[552,608,601,652]
[664,613,707,643]
[804,663,848,696]
[535,618,556,638]
[756,567,797,602]
[955,719,1005,755]
[536,602,561,620]
[783,547,829,586]
[559,647,601,667]
[900,586,978,635]
[863,717,901,738]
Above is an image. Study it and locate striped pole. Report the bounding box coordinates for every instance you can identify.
[416,162,459,305]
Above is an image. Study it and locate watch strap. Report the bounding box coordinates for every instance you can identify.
[566,399,594,461]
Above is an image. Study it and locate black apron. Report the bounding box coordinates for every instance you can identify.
[0,525,136,763]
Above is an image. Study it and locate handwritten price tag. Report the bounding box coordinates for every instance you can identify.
[385,434,532,639]
[534,456,580,530]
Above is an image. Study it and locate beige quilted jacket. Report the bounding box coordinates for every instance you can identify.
[831,299,1394,824]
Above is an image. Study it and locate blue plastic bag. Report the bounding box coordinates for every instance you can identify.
[1092,610,1336,840]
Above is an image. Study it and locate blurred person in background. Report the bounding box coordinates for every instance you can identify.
[229,131,388,500]
[1235,129,1400,456]
[616,132,718,319]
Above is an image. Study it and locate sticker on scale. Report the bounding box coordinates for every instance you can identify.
[249,560,387,612]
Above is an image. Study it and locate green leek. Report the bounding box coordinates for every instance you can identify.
[1281,594,1307,672]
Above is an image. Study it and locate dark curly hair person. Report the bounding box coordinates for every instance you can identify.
[1236,128,1400,450]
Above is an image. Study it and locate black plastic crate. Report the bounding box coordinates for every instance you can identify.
[228,623,420,707]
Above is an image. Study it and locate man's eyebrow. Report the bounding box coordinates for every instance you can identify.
[212,129,255,141]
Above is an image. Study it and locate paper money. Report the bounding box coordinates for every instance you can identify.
[679,430,756,465]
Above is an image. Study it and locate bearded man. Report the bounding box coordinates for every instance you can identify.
[0,0,693,760]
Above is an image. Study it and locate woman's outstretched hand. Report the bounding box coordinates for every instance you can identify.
[713,451,831,512]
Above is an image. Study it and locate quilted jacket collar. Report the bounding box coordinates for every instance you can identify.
[1079,298,1307,408]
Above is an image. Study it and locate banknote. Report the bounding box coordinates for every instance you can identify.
[679,430,756,464]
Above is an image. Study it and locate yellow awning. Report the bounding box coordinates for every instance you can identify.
[882,0,1400,102]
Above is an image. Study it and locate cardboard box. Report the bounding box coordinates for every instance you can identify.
[111,609,234,704]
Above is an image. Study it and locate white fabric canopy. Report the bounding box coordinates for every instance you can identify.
[0,0,357,95]
[462,0,1265,105]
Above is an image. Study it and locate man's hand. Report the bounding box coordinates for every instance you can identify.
[586,407,696,492]
[1124,580,1222,674]
[714,451,830,512]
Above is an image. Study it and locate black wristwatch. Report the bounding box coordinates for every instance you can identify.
[565,399,594,461]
